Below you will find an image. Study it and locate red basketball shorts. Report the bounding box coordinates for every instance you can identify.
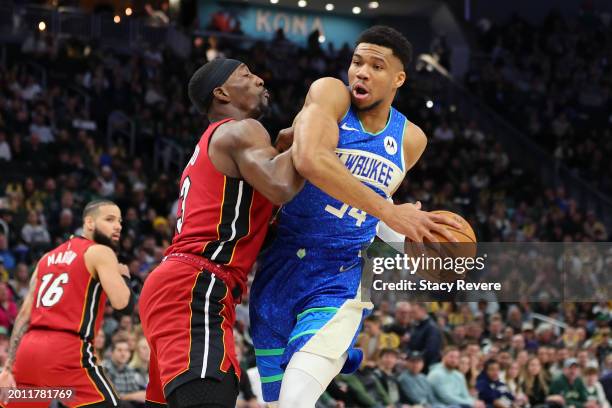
[4,329,119,408]
[138,253,239,406]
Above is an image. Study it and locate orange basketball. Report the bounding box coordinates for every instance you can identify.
[405,210,478,282]
[430,210,477,245]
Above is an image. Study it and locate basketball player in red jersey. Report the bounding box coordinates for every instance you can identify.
[0,199,133,408]
[138,58,304,408]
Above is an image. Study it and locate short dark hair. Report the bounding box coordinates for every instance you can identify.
[83,199,116,219]
[379,348,399,359]
[443,345,459,355]
[356,25,413,68]
[111,339,129,351]
[365,315,381,325]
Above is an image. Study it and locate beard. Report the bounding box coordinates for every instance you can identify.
[354,98,383,112]
[93,228,118,252]
[255,99,270,120]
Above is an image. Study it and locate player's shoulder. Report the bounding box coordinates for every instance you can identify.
[310,77,347,91]
[306,77,351,120]
[214,118,270,149]
[309,77,350,100]
[402,119,427,146]
[84,243,117,261]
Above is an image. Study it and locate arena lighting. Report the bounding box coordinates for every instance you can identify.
[270,0,278,3]
[426,100,434,109]
[325,3,334,11]
[38,21,46,31]
[368,1,379,9]
[318,35,326,43]
[298,0,307,7]
[352,6,361,14]
[125,7,133,16]
[113,15,121,23]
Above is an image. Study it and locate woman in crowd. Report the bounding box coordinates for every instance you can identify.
[520,357,550,407]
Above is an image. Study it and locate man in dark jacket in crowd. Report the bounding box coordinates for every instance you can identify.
[409,303,442,371]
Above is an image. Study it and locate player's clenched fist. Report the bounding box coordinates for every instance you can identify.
[118,263,130,277]
[0,370,16,403]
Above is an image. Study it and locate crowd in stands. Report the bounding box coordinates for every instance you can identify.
[0,8,609,407]
[467,10,612,195]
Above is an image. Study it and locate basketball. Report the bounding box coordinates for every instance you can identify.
[430,210,477,245]
[405,210,477,282]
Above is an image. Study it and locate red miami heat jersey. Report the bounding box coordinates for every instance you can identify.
[165,118,274,288]
[29,236,107,341]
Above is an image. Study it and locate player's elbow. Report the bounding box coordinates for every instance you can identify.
[110,296,128,310]
[108,288,130,310]
[268,181,296,205]
[292,146,319,179]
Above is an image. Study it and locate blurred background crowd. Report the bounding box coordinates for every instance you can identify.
[0,0,610,407]
[467,11,612,195]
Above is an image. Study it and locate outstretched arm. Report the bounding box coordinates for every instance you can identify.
[219,119,304,205]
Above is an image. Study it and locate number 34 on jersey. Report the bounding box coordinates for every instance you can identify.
[324,202,367,226]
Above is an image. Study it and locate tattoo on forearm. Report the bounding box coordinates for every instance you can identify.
[6,318,29,372]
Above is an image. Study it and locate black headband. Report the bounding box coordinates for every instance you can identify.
[188,58,243,113]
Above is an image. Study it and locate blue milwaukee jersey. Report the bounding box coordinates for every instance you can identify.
[276,105,408,251]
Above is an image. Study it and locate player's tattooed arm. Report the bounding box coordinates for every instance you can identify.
[3,267,38,373]
[219,119,305,205]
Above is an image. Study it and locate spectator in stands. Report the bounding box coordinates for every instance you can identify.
[206,36,224,62]
[0,283,17,334]
[521,323,538,351]
[459,353,479,392]
[102,339,146,407]
[0,131,10,162]
[549,358,589,408]
[0,234,15,271]
[385,301,412,350]
[144,2,170,26]
[476,359,517,408]
[331,371,389,407]
[520,357,550,408]
[550,347,569,378]
[509,334,526,358]
[433,121,455,142]
[94,328,107,362]
[504,361,521,391]
[129,336,150,386]
[21,209,51,251]
[584,366,610,408]
[373,348,405,406]
[601,356,612,405]
[428,346,486,408]
[578,350,600,372]
[357,315,400,369]
[410,303,442,371]
[398,350,444,407]
[8,263,30,301]
[483,315,505,351]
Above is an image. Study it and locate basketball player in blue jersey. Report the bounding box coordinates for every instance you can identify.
[250,26,461,407]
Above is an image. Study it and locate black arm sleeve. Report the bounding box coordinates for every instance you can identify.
[115,276,135,315]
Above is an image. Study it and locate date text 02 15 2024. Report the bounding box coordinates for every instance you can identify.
[0,387,75,402]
